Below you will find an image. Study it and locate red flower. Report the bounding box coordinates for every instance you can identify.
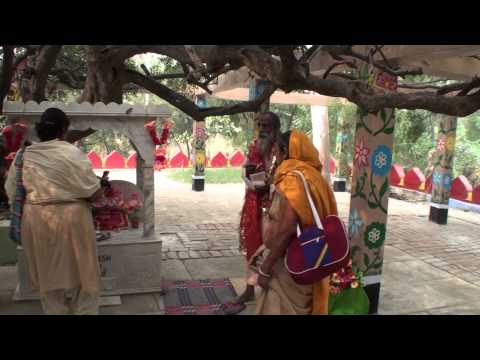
[354,138,370,168]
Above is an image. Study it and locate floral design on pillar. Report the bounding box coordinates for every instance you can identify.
[349,66,397,279]
[431,115,457,205]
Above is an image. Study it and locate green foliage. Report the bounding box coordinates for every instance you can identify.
[82,129,133,158]
[464,114,480,141]
[269,103,312,134]
[165,167,243,184]
[393,109,437,171]
[328,99,357,164]
[392,109,480,186]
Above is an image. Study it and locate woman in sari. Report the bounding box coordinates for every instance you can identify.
[255,129,338,315]
[5,108,103,315]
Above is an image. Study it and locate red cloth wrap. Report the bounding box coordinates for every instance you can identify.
[239,140,270,262]
[2,123,27,169]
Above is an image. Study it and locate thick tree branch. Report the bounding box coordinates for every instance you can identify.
[301,75,480,116]
[299,45,322,64]
[197,83,276,117]
[201,45,480,117]
[125,69,276,120]
[152,73,185,80]
[322,45,423,78]
[51,67,86,89]
[323,61,356,79]
[277,46,298,68]
[125,69,202,119]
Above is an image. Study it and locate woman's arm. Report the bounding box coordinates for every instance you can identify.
[258,193,298,286]
[4,161,16,204]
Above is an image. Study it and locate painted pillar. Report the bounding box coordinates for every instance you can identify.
[429,115,457,225]
[248,79,270,144]
[348,67,397,314]
[333,115,350,191]
[192,95,207,192]
[311,105,331,184]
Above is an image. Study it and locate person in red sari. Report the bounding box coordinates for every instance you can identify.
[223,112,281,314]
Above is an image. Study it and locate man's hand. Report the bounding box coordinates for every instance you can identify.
[253,184,268,193]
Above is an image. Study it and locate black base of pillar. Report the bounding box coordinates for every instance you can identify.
[333,180,347,192]
[364,283,380,315]
[192,178,205,192]
[429,206,448,225]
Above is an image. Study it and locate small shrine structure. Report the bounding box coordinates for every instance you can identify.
[3,100,171,300]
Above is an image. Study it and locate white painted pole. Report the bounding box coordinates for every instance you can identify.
[311,105,331,183]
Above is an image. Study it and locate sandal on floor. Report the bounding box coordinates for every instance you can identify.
[221,301,247,315]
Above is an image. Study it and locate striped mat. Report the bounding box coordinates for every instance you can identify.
[162,278,243,315]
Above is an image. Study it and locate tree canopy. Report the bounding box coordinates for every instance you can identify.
[2,45,480,119]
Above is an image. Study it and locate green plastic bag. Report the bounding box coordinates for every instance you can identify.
[328,287,370,315]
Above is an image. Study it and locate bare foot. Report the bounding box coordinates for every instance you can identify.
[231,285,255,305]
[222,285,255,315]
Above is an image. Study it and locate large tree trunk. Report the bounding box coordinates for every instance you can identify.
[80,46,126,104]
[0,45,15,114]
[21,46,62,102]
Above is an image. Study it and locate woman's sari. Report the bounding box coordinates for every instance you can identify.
[257,129,338,315]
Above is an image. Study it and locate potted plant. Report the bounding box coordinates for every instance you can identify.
[328,259,370,315]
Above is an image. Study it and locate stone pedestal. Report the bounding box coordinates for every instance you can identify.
[13,229,163,301]
[333,178,347,192]
[192,176,205,192]
[429,206,449,225]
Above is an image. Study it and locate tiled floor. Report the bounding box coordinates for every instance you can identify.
[1,170,479,315]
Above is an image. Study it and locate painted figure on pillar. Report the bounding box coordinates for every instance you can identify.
[193,122,207,176]
[348,65,397,313]
[431,116,456,205]
[192,96,208,191]
[429,115,457,224]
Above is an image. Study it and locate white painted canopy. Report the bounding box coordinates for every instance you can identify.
[2,101,170,120]
[204,67,332,105]
[2,101,171,165]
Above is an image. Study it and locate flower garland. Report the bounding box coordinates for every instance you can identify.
[2,123,28,166]
[122,192,143,215]
[145,118,173,146]
[145,119,173,170]
[330,259,365,295]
